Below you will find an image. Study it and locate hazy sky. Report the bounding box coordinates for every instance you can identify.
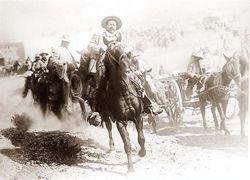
[0,0,249,57]
[0,0,249,41]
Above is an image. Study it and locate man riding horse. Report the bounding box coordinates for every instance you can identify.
[50,35,78,110]
[85,16,162,124]
[22,53,47,98]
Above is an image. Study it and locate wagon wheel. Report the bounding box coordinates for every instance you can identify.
[165,79,183,126]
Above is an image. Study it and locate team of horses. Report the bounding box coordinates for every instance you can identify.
[22,43,248,172]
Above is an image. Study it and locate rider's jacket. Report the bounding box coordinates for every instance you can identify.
[86,30,122,74]
[31,59,46,72]
[87,30,122,55]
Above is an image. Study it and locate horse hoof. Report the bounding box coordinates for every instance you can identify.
[138,149,146,157]
[109,146,115,153]
[225,131,230,135]
[127,166,135,173]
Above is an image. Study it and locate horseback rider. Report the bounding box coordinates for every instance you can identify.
[86,16,162,125]
[50,35,78,109]
[22,53,46,98]
[39,51,49,67]
[127,50,162,106]
[83,16,123,123]
[87,16,122,76]
[31,53,47,73]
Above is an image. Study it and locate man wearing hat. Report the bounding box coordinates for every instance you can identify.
[39,51,49,67]
[23,53,46,98]
[187,50,204,75]
[87,16,123,76]
[83,16,123,125]
[52,35,76,65]
[31,53,47,72]
[50,35,77,110]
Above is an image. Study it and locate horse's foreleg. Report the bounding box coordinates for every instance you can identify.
[222,99,228,116]
[104,116,115,151]
[78,97,87,120]
[211,104,219,130]
[240,110,246,138]
[200,101,207,129]
[116,121,133,172]
[135,116,146,157]
[239,103,246,138]
[148,113,157,133]
[168,107,174,126]
[217,103,230,135]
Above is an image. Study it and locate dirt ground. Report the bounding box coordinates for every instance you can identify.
[0,76,248,180]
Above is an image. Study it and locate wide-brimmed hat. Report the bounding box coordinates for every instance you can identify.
[61,34,71,42]
[39,51,49,56]
[192,50,204,60]
[101,16,122,30]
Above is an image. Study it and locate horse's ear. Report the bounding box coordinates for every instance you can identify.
[223,54,230,61]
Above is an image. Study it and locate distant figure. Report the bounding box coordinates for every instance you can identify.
[159,65,166,75]
[31,54,46,72]
[25,57,32,70]
[187,50,204,75]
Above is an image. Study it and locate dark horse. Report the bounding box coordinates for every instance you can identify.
[35,63,68,119]
[71,45,146,171]
[198,56,241,134]
[95,43,146,172]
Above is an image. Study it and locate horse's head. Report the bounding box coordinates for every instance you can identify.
[106,42,130,76]
[222,57,241,86]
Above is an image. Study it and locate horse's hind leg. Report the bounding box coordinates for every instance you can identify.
[135,116,146,157]
[116,121,133,172]
[217,103,230,135]
[103,115,115,151]
[211,104,219,130]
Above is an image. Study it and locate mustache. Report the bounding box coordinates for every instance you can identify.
[108,27,115,31]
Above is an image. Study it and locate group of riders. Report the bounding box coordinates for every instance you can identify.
[22,16,164,123]
[21,15,248,128]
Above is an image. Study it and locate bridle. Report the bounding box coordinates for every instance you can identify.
[223,58,241,84]
[106,47,140,98]
[106,49,127,66]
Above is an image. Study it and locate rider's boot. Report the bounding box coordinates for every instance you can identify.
[142,94,163,115]
[86,86,102,127]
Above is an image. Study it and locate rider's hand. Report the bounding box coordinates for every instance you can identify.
[99,48,105,54]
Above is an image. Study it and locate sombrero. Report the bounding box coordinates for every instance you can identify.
[39,51,49,56]
[192,51,204,60]
[101,16,122,30]
[61,34,71,42]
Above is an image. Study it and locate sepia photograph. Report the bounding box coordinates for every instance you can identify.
[0,0,249,179]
